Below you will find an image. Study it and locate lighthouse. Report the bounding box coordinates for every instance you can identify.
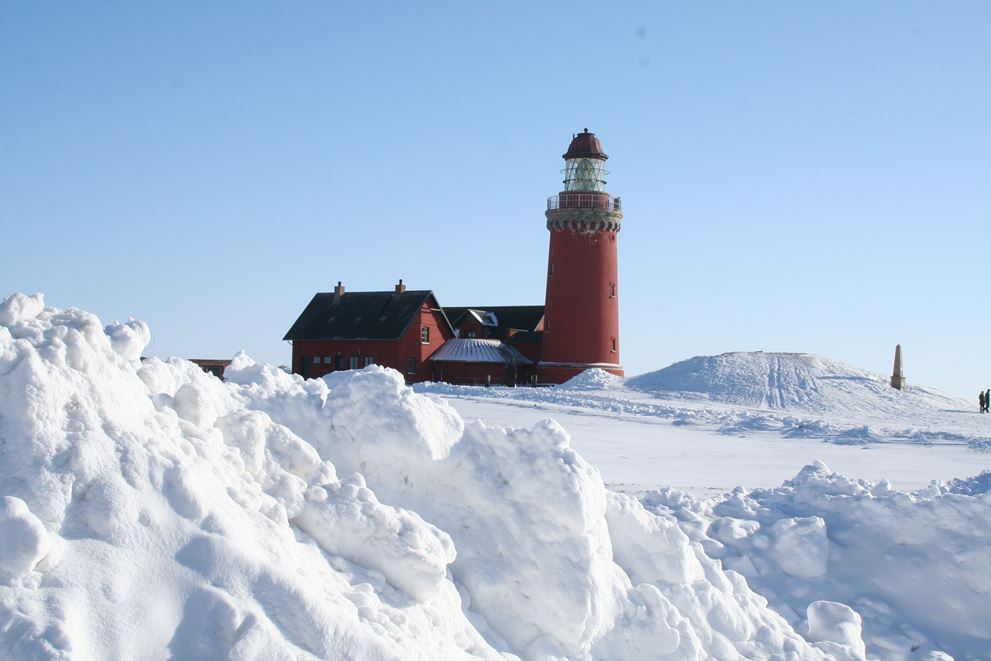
[539,129,624,383]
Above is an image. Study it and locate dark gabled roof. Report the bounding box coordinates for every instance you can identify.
[444,305,545,333]
[284,290,452,341]
[443,307,470,327]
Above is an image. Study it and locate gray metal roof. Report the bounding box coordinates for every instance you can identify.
[429,339,533,365]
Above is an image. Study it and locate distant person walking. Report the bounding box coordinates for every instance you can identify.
[981,391,986,413]
[986,389,990,413]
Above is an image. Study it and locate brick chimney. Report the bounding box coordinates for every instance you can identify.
[395,278,407,294]
[333,281,345,303]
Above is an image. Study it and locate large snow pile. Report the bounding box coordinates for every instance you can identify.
[561,368,624,391]
[627,352,966,416]
[0,293,861,659]
[646,462,991,660]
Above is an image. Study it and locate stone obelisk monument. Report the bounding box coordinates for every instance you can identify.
[890,344,906,390]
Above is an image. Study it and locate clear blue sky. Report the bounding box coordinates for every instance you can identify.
[2,2,989,396]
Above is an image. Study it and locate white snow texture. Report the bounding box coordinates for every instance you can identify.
[0,293,984,659]
[626,351,965,416]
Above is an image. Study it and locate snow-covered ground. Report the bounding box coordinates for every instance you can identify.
[436,396,989,497]
[2,294,989,660]
[416,353,991,496]
[413,360,991,659]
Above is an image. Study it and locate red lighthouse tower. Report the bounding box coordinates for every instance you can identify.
[539,129,624,383]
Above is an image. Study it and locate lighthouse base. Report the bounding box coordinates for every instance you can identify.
[538,361,624,385]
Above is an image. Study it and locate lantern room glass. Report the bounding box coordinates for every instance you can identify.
[562,158,608,192]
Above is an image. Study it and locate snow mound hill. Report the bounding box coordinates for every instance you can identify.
[562,368,623,390]
[627,352,966,415]
[0,293,861,660]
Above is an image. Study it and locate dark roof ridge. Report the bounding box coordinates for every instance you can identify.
[284,289,452,341]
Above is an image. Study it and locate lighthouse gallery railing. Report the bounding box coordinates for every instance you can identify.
[546,194,622,212]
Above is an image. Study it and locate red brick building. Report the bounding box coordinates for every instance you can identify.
[283,281,453,381]
[284,130,624,385]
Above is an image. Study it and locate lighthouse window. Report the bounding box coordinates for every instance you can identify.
[609,283,616,298]
[420,326,430,343]
[611,338,617,352]
[563,158,607,192]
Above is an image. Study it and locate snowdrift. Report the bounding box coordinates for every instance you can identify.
[2,293,984,659]
[627,352,966,416]
[646,462,991,660]
[561,368,623,391]
[0,293,857,659]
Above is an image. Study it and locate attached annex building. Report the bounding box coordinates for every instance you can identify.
[284,130,624,386]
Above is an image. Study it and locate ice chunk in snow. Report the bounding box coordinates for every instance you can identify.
[0,292,44,326]
[769,517,829,578]
[295,473,456,602]
[0,497,53,578]
[807,601,866,660]
[103,318,150,361]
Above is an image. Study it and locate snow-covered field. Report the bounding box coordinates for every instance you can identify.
[416,354,991,496]
[1,293,989,660]
[417,361,991,659]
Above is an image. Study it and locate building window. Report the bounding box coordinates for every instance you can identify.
[467,331,476,338]
[349,356,359,369]
[312,356,320,364]
[364,356,375,367]
[323,356,333,364]
[420,326,429,343]
[407,357,417,375]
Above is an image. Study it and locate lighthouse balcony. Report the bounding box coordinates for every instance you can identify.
[547,193,622,212]
[545,194,623,233]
